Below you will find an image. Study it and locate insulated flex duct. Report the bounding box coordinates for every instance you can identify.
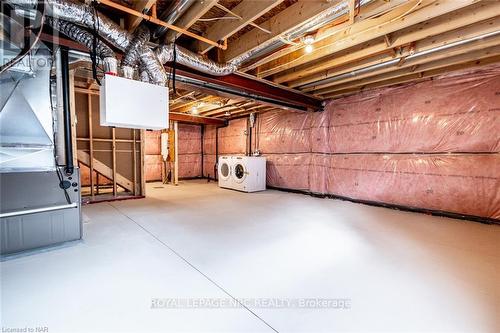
[155,44,238,76]
[46,17,117,74]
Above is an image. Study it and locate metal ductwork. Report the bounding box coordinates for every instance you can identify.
[229,0,373,67]
[299,29,500,90]
[46,17,117,74]
[122,24,151,78]
[153,0,196,40]
[7,0,360,86]
[44,0,132,51]
[139,47,169,85]
[156,44,238,76]
[7,0,237,85]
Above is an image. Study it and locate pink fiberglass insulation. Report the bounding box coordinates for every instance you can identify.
[144,130,162,181]
[203,125,217,178]
[144,154,163,182]
[178,124,202,178]
[218,118,247,155]
[202,120,247,178]
[144,125,204,181]
[208,64,500,221]
[79,164,111,186]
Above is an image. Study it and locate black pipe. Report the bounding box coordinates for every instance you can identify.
[248,117,252,156]
[60,47,74,175]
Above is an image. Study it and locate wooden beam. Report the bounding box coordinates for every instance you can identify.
[169,112,226,125]
[196,0,284,54]
[278,1,500,86]
[173,121,179,186]
[240,0,409,72]
[227,106,276,119]
[223,0,343,61]
[87,94,94,199]
[99,0,226,49]
[257,0,480,78]
[165,0,219,42]
[324,53,500,99]
[348,0,356,23]
[321,48,500,98]
[207,104,267,117]
[170,96,221,113]
[202,101,257,117]
[127,0,157,32]
[304,17,500,93]
[77,150,134,192]
[198,100,250,115]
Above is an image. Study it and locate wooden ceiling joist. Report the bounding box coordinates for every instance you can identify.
[305,17,500,93]
[164,0,219,42]
[323,53,500,99]
[223,0,344,61]
[127,0,157,32]
[256,0,482,79]
[318,43,500,96]
[278,1,500,87]
[169,112,226,125]
[195,0,284,54]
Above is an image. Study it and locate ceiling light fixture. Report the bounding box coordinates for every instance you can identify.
[191,106,199,115]
[303,35,315,54]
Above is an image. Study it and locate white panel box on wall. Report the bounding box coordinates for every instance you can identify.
[100,74,168,130]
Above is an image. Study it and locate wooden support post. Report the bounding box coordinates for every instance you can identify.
[140,129,146,196]
[88,93,94,199]
[174,121,179,186]
[112,128,117,196]
[69,70,78,167]
[132,129,137,196]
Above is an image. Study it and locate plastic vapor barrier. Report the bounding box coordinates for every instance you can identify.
[144,124,203,181]
[202,64,500,222]
[144,130,162,181]
[178,124,202,178]
[203,118,247,179]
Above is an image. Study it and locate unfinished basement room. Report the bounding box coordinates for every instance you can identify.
[1,0,499,332]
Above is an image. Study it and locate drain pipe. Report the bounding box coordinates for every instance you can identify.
[60,47,74,175]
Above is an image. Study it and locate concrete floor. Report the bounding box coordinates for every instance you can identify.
[2,180,499,333]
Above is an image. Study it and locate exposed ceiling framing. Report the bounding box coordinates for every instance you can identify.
[55,0,500,123]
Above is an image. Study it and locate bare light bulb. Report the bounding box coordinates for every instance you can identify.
[305,44,314,54]
[191,106,199,114]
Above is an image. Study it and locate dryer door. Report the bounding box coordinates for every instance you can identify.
[218,159,231,181]
[233,162,247,184]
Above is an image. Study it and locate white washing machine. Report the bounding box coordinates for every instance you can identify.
[230,156,267,192]
[218,155,234,189]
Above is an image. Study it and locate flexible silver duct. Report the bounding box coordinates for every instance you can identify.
[8,0,360,84]
[156,44,237,76]
[6,0,132,50]
[140,47,168,85]
[122,24,151,78]
[46,17,117,74]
